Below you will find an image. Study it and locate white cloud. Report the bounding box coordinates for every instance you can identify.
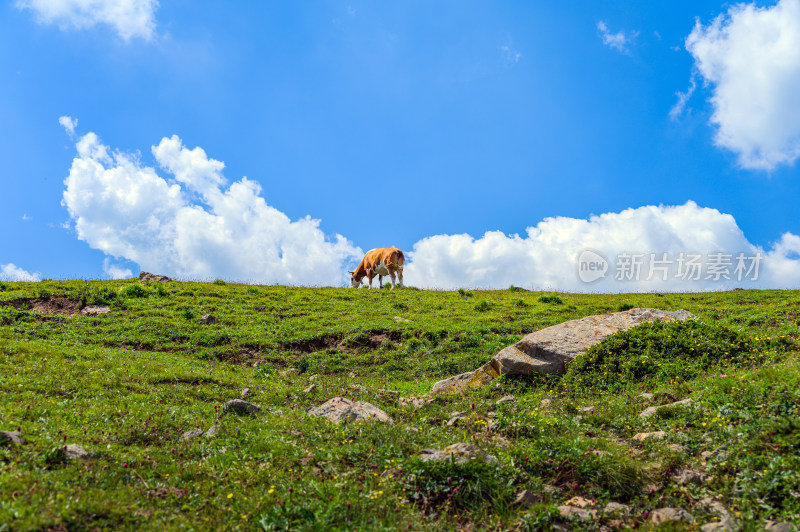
[62,128,362,285]
[686,0,800,170]
[499,45,521,66]
[597,21,638,54]
[103,258,133,280]
[669,74,697,120]
[0,264,41,282]
[404,202,800,291]
[16,0,158,41]
[59,116,77,136]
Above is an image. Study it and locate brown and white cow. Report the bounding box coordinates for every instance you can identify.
[349,248,405,289]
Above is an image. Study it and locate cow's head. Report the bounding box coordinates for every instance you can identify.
[348,271,362,288]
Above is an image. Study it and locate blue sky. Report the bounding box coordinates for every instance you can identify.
[2,0,800,290]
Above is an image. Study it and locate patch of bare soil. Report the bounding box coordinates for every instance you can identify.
[4,295,81,316]
[280,330,401,354]
[282,334,345,353]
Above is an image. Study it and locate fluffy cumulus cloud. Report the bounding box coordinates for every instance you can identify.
[686,0,800,170]
[16,0,158,41]
[405,202,800,291]
[62,128,362,285]
[0,264,41,282]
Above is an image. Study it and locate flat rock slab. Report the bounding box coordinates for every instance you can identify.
[81,305,111,315]
[432,308,693,394]
[307,397,392,424]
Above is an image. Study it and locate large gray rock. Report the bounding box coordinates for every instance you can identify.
[307,397,392,424]
[432,308,693,394]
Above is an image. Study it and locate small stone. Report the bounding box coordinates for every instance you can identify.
[240,388,250,398]
[578,406,595,413]
[543,485,561,495]
[350,384,367,392]
[495,395,515,405]
[540,398,552,408]
[675,469,711,485]
[279,368,299,377]
[0,430,26,445]
[199,314,217,324]
[348,372,357,378]
[446,416,461,427]
[632,430,667,442]
[180,429,205,441]
[764,521,795,532]
[308,374,319,381]
[666,443,685,453]
[564,496,593,508]
[512,490,539,507]
[637,392,654,401]
[81,305,111,315]
[650,507,694,524]
[558,506,595,520]
[303,384,317,394]
[204,425,221,438]
[63,444,89,460]
[392,316,412,322]
[223,399,262,414]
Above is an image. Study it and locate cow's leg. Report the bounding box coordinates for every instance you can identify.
[378,275,383,288]
[368,273,374,288]
[397,270,404,288]
[389,271,397,289]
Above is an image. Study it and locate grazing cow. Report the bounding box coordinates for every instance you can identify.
[350,248,405,289]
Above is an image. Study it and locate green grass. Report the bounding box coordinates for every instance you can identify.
[1,281,799,530]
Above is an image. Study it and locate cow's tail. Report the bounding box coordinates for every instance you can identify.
[395,249,405,270]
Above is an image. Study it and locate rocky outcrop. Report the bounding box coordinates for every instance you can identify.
[139,272,172,282]
[432,308,693,394]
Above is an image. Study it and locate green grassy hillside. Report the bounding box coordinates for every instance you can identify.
[1,280,798,530]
